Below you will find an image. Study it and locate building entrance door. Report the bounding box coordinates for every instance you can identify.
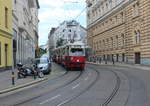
[135,52,141,64]
[122,53,125,62]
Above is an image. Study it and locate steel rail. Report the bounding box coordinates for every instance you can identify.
[13,66,83,106]
[56,66,100,106]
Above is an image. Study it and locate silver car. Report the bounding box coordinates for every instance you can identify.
[34,58,51,74]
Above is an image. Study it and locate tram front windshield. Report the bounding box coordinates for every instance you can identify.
[70,48,85,56]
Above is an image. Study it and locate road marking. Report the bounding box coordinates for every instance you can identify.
[57,99,70,106]
[72,83,80,89]
[84,77,89,81]
[40,94,61,105]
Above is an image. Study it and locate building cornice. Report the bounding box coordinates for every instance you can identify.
[87,0,137,29]
[0,29,12,38]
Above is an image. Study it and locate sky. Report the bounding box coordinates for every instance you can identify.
[38,0,86,46]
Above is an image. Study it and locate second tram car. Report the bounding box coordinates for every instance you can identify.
[53,42,86,71]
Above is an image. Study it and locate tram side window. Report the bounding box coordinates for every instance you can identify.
[70,48,84,56]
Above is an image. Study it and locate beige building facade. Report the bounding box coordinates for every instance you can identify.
[86,0,150,64]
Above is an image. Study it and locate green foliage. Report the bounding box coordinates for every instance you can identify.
[36,48,47,57]
[56,38,64,47]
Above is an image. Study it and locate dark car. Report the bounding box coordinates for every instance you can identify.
[34,58,51,74]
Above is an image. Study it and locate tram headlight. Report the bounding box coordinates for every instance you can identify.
[71,57,73,60]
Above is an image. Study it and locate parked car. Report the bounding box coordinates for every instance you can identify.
[34,58,51,74]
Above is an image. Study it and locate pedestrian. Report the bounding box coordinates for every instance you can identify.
[99,57,101,64]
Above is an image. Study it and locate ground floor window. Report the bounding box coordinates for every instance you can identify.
[116,54,119,62]
[135,52,141,64]
[122,53,125,62]
[107,55,110,61]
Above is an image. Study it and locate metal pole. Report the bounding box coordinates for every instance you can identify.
[12,38,15,85]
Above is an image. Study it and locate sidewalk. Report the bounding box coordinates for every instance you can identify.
[0,69,47,94]
[0,62,66,94]
[87,61,150,71]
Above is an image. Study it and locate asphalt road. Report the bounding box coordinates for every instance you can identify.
[0,63,149,106]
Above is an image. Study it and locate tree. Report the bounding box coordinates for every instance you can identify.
[56,38,64,47]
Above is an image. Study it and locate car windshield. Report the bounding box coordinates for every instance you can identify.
[70,48,85,56]
[35,58,48,64]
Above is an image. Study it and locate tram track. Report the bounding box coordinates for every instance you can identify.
[56,66,100,106]
[102,70,121,106]
[13,69,83,106]
[88,64,122,106]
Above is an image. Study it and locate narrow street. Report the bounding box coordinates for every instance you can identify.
[0,63,149,106]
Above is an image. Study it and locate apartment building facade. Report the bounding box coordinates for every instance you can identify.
[86,0,150,64]
[12,0,39,65]
[0,0,13,70]
[48,20,87,55]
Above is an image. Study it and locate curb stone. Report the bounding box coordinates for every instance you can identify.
[86,62,150,71]
[0,78,48,94]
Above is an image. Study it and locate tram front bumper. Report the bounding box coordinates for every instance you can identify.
[67,62,85,68]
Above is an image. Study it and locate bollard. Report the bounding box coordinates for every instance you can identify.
[112,58,115,65]
[34,71,36,80]
[11,71,15,85]
[105,60,107,64]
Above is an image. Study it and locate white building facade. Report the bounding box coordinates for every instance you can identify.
[48,20,87,54]
[12,0,39,65]
[48,28,56,56]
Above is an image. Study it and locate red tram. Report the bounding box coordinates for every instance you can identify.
[53,42,86,71]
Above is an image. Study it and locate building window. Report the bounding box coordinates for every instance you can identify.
[0,42,1,65]
[5,7,8,28]
[106,3,108,11]
[116,54,119,62]
[120,12,124,23]
[13,29,17,39]
[134,30,140,44]
[116,35,118,48]
[121,34,125,47]
[106,39,109,50]
[109,0,112,8]
[99,41,101,51]
[133,2,139,17]
[115,16,118,25]
[111,37,113,49]
[103,40,105,50]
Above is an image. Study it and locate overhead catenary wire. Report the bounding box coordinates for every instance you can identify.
[74,6,86,20]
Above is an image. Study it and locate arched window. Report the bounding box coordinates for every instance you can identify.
[134,30,140,44]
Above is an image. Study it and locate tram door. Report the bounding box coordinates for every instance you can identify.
[135,52,141,64]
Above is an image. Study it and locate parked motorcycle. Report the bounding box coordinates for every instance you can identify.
[17,62,44,79]
[32,64,44,78]
[17,62,27,79]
